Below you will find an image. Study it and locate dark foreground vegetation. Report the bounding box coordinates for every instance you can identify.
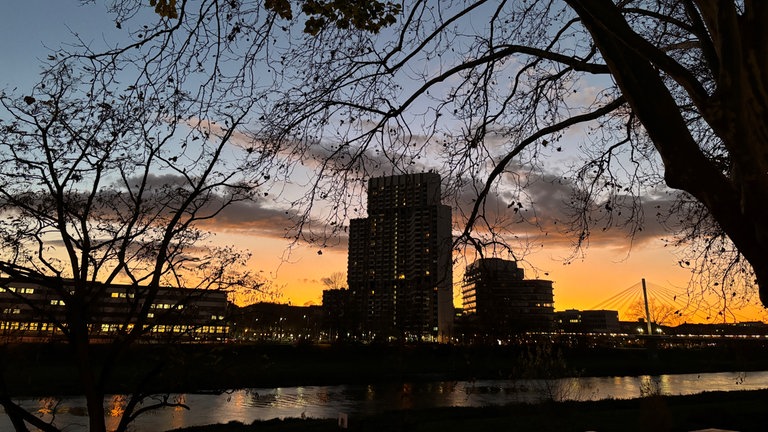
[168,389,768,432]
[3,339,768,396]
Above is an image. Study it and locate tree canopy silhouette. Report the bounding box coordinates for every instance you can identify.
[0,44,267,432]
[78,0,768,306]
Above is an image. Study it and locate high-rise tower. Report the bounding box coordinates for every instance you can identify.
[347,172,453,341]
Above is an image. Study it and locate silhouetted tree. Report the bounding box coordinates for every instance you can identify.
[0,1,403,429]
[88,0,768,309]
[321,271,347,290]
[62,0,768,315]
[625,299,686,328]
[0,62,265,432]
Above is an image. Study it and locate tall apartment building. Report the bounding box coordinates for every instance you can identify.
[462,258,554,338]
[347,172,453,341]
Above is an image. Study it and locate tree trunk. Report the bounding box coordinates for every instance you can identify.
[70,313,107,432]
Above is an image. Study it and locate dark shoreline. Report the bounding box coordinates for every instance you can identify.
[168,388,768,432]
[3,340,768,396]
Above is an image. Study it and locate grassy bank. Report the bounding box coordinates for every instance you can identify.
[169,388,768,432]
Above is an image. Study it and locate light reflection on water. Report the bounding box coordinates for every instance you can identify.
[2,370,768,432]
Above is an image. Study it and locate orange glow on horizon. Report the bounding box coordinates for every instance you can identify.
[230,232,767,324]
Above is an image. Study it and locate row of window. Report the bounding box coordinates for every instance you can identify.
[151,303,184,309]
[5,287,35,294]
[0,321,229,335]
[0,321,57,331]
[44,300,188,309]
[97,323,228,334]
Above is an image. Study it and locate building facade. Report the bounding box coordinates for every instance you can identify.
[228,302,323,343]
[347,172,453,341]
[0,279,229,342]
[555,309,620,334]
[461,258,554,339]
[321,288,358,341]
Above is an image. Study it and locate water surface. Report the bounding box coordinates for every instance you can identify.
[2,370,765,432]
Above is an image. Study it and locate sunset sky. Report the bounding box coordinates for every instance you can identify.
[2,1,765,324]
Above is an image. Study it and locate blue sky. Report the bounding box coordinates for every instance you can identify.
[2,2,113,89]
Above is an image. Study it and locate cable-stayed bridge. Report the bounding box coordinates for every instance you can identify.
[589,279,761,325]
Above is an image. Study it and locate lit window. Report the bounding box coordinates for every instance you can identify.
[50,300,65,306]
[7,287,35,294]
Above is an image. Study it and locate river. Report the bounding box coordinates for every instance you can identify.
[2,370,766,432]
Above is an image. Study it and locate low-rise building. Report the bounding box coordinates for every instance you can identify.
[228,302,323,343]
[461,258,554,341]
[0,279,229,342]
[555,309,620,334]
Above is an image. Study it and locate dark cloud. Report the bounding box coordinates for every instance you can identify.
[198,199,298,238]
[451,168,678,250]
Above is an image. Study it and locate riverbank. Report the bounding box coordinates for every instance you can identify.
[169,388,768,432]
[4,340,768,396]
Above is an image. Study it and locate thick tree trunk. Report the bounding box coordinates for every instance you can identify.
[753,262,768,306]
[85,390,107,432]
[70,313,107,432]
